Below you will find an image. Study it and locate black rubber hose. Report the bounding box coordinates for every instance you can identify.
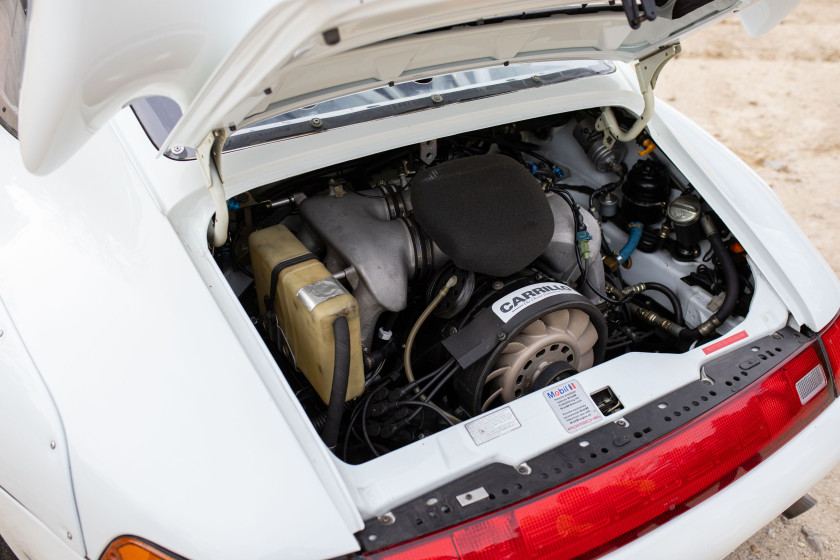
[707,232,739,322]
[231,225,254,278]
[643,282,684,325]
[680,327,701,340]
[323,316,351,450]
[679,229,739,341]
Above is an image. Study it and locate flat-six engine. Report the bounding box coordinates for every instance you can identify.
[222,112,753,462]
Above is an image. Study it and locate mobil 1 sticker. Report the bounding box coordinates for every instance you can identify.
[543,378,603,434]
[491,282,580,323]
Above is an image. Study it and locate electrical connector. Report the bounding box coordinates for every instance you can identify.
[576,230,593,261]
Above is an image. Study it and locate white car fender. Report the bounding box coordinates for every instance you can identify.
[0,296,85,556]
[0,125,362,559]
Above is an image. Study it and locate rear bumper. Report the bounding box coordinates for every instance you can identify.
[603,395,840,560]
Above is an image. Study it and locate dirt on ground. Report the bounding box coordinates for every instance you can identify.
[655,0,840,558]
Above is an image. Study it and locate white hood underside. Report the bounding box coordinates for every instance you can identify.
[18,0,798,174]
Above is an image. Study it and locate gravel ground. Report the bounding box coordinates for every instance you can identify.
[656,0,840,558]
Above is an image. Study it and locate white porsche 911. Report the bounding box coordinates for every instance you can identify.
[1,0,839,559]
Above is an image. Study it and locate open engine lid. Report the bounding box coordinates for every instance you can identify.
[18,0,798,174]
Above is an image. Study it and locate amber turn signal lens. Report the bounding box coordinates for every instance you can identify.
[100,537,182,560]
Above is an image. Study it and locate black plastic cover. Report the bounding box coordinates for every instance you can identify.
[411,154,554,277]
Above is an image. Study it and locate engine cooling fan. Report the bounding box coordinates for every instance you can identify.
[447,280,607,415]
[480,308,600,412]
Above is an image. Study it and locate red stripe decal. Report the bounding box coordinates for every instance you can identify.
[702,330,748,355]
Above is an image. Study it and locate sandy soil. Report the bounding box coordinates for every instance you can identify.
[655,0,840,557]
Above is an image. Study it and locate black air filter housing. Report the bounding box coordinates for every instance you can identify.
[411,154,554,277]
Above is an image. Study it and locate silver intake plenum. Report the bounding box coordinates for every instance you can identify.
[300,184,604,346]
[299,191,417,347]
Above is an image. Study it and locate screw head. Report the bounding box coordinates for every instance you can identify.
[497,332,506,341]
[616,419,628,427]
[532,75,542,83]
[310,117,323,128]
[379,512,396,525]
[492,280,504,290]
[431,93,443,103]
[517,463,532,475]
[50,441,56,449]
[170,145,184,155]
[66,531,73,540]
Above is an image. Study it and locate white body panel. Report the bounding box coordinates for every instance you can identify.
[1,4,836,558]
[0,486,82,560]
[0,298,84,555]
[0,127,360,559]
[17,0,279,173]
[53,62,831,558]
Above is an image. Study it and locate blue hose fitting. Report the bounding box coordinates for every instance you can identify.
[227,199,241,211]
[617,222,644,263]
[525,162,538,175]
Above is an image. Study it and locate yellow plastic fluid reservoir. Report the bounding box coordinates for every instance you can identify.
[249,224,364,404]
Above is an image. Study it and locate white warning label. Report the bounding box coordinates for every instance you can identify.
[465,406,521,445]
[543,379,603,434]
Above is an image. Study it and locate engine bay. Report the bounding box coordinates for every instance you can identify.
[218,109,754,463]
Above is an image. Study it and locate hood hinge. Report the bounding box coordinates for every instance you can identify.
[596,43,681,149]
[196,128,230,248]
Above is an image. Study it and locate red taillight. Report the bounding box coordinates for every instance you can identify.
[369,343,831,560]
[820,313,840,393]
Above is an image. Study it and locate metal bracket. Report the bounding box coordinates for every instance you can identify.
[635,43,682,94]
[196,128,228,188]
[621,0,658,29]
[596,43,681,148]
[196,128,230,247]
[419,139,437,165]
